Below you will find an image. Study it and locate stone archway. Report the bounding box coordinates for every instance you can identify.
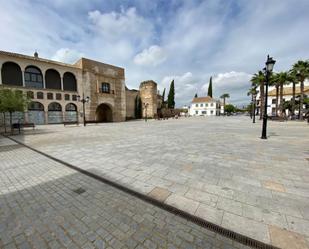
[96,103,113,122]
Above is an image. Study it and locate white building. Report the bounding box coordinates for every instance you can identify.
[256,82,309,116]
[189,96,221,116]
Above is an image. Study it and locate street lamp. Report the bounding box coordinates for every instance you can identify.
[144,103,149,122]
[77,93,90,126]
[252,92,257,124]
[261,55,276,139]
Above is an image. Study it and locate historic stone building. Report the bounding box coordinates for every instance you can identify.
[0,50,161,125]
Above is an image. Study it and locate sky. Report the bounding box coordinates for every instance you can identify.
[0,0,309,107]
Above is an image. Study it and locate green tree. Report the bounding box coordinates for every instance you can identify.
[0,89,29,132]
[269,73,280,116]
[247,84,258,118]
[220,93,230,115]
[194,93,198,98]
[162,88,166,102]
[207,76,213,97]
[271,72,291,117]
[167,79,175,109]
[288,70,300,117]
[134,95,142,119]
[251,71,266,119]
[224,104,236,115]
[291,60,309,120]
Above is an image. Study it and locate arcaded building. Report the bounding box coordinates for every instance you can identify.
[0,50,161,125]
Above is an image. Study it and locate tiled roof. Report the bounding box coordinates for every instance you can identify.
[268,86,309,96]
[191,96,214,103]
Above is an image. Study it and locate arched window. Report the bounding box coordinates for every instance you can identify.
[45,69,61,90]
[27,91,34,99]
[1,62,23,86]
[37,92,44,99]
[65,103,77,111]
[28,101,44,111]
[25,66,43,88]
[48,102,62,111]
[101,82,110,93]
[63,72,77,91]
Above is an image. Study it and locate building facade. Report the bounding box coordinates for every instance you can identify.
[0,50,161,125]
[256,83,309,116]
[189,96,221,116]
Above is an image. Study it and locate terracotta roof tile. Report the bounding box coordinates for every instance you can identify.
[268,86,309,96]
[192,96,214,103]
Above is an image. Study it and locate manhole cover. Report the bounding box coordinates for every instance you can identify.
[72,187,86,195]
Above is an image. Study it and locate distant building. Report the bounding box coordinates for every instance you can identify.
[256,83,309,116]
[189,96,221,116]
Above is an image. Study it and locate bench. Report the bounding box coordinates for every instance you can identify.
[269,116,286,122]
[11,122,35,134]
[63,121,79,126]
[85,120,101,125]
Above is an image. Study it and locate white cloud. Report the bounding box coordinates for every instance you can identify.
[202,71,252,105]
[211,71,251,88]
[0,0,308,108]
[52,48,83,64]
[88,7,153,45]
[160,72,199,105]
[134,45,167,66]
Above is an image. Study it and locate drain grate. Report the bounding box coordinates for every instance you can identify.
[72,187,86,195]
[7,136,280,249]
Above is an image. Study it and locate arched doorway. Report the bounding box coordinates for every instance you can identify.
[28,101,45,125]
[65,103,78,122]
[96,103,113,122]
[48,102,63,124]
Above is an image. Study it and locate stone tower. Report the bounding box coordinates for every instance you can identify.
[139,80,158,118]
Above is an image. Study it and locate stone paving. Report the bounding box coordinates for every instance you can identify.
[9,116,309,248]
[0,136,249,249]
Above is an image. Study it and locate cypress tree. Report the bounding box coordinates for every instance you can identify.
[167,80,175,109]
[207,76,213,97]
[162,88,166,107]
[194,93,198,98]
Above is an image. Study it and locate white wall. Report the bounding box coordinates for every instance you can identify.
[190,102,220,116]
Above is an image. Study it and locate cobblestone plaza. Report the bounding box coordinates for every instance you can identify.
[2,116,309,248]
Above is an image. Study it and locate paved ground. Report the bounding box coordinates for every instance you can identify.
[9,116,309,248]
[0,136,249,249]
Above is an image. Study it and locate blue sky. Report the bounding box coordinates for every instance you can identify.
[1,0,309,107]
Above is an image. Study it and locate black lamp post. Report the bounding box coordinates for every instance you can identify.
[253,92,257,124]
[144,103,149,122]
[77,93,90,126]
[261,55,276,139]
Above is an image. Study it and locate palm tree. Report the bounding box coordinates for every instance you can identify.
[220,93,230,115]
[269,73,280,116]
[247,84,258,118]
[271,72,291,117]
[251,71,265,119]
[291,60,309,120]
[288,70,300,118]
